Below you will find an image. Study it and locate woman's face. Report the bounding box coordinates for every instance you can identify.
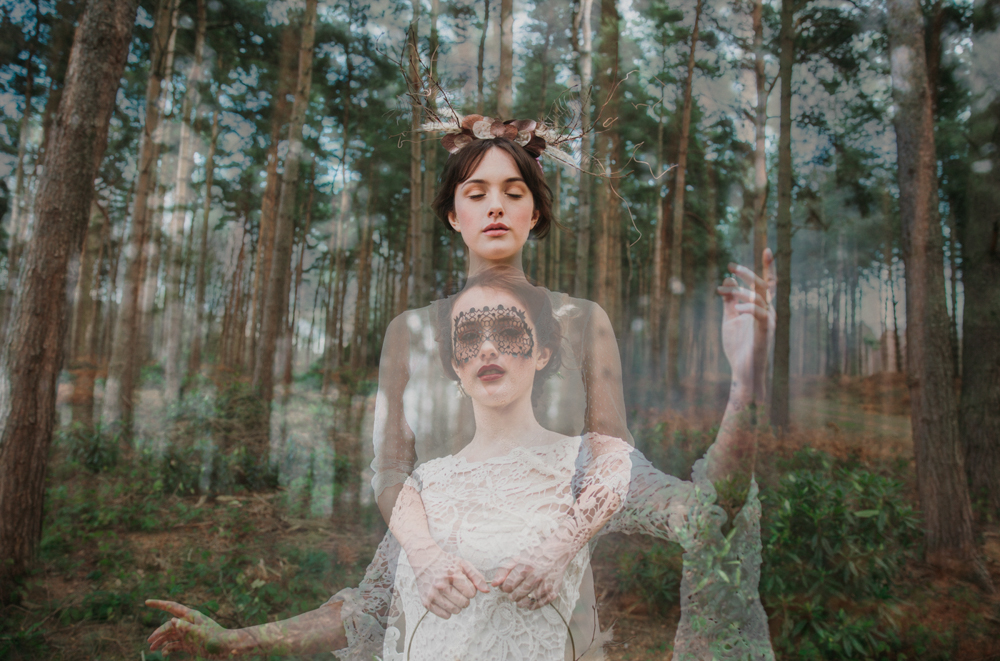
[451,286,550,409]
[447,148,539,263]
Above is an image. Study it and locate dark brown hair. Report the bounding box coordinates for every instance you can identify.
[431,137,554,239]
[436,266,562,407]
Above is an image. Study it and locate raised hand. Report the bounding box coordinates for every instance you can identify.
[409,545,490,619]
[146,599,239,659]
[717,248,776,402]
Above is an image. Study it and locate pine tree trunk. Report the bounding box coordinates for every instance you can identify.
[253,0,318,421]
[961,0,1000,518]
[572,0,594,298]
[666,0,703,399]
[102,0,178,433]
[771,0,794,428]
[497,0,513,117]
[69,202,105,430]
[703,163,721,380]
[164,0,207,402]
[476,0,490,114]
[402,2,421,310]
[247,27,298,373]
[188,110,219,378]
[887,0,989,585]
[751,0,769,408]
[0,0,138,598]
[284,169,314,386]
[352,174,375,369]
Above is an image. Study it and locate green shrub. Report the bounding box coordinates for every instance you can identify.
[616,542,683,613]
[61,424,119,473]
[761,449,922,659]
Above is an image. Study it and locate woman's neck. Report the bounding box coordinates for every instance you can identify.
[466,394,547,458]
[466,250,526,278]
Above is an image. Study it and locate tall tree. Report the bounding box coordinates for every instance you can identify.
[0,0,138,597]
[771,0,795,429]
[188,110,219,379]
[665,0,704,398]
[572,0,595,298]
[886,0,992,588]
[164,0,207,403]
[960,0,1000,518]
[253,0,318,415]
[246,26,299,372]
[102,0,178,432]
[497,0,514,117]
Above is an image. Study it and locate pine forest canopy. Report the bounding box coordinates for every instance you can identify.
[0,0,998,622]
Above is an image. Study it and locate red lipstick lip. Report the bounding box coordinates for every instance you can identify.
[477,364,505,381]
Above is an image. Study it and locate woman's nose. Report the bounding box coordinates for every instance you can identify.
[479,338,499,359]
[487,193,504,218]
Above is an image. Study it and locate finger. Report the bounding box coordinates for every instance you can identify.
[428,600,453,619]
[728,262,768,294]
[718,286,761,305]
[500,565,528,594]
[509,574,541,602]
[491,560,516,587]
[460,560,490,593]
[451,569,479,600]
[441,587,471,611]
[146,599,198,623]
[734,302,770,322]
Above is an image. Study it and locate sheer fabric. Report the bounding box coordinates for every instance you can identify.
[329,291,773,660]
[381,434,631,661]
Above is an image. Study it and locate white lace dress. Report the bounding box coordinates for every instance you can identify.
[380,435,631,661]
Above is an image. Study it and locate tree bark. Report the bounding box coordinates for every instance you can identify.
[284,167,315,387]
[497,0,514,117]
[961,0,1000,519]
[751,0,769,409]
[572,0,594,298]
[246,26,299,373]
[164,0,207,403]
[0,0,138,598]
[188,110,219,379]
[771,0,795,428]
[102,0,178,433]
[253,0,318,417]
[69,202,106,431]
[474,0,490,115]
[665,0,703,399]
[887,0,990,585]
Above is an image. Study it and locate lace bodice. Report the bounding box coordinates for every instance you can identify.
[381,435,628,661]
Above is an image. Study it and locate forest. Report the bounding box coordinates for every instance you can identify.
[0,0,998,658]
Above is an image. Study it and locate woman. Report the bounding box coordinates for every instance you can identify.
[382,267,632,660]
[147,118,775,660]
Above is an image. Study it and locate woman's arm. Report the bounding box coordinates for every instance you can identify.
[388,482,490,618]
[703,249,775,520]
[145,599,346,658]
[372,314,417,524]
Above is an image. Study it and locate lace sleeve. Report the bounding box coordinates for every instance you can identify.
[370,313,415,500]
[605,451,774,660]
[327,531,400,660]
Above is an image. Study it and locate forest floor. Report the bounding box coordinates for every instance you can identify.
[3,373,1000,660]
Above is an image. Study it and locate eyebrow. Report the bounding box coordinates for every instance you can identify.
[460,177,526,187]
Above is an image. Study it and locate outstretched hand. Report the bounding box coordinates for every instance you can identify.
[717,248,776,399]
[410,546,490,619]
[146,599,239,659]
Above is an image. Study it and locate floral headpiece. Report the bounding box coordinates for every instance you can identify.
[421,113,578,169]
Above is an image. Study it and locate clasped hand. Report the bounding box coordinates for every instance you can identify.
[411,541,574,618]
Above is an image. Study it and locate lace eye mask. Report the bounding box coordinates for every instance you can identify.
[452,305,535,364]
